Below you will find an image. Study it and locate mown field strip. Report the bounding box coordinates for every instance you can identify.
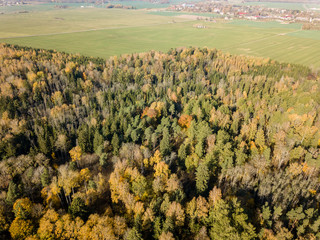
[249,36,300,55]
[223,28,301,52]
[264,37,320,65]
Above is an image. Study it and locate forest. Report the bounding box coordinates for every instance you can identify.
[0,43,320,239]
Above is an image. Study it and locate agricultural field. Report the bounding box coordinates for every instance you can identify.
[148,11,220,17]
[238,1,320,11]
[0,1,169,13]
[1,5,320,67]
[0,8,190,38]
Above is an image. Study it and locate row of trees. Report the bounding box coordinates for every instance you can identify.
[0,43,320,239]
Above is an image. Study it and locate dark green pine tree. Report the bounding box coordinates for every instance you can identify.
[178,143,187,161]
[111,133,120,155]
[93,129,104,153]
[196,162,209,194]
[78,124,92,153]
[144,127,153,147]
[208,198,257,239]
[6,178,22,205]
[160,127,171,156]
[68,197,89,220]
[35,122,54,156]
[41,168,50,187]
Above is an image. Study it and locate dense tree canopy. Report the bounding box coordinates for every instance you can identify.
[0,43,320,239]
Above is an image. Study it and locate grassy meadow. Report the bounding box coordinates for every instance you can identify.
[1,5,320,67]
[239,1,320,11]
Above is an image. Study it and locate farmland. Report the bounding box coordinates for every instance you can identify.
[1,5,320,67]
[239,1,320,11]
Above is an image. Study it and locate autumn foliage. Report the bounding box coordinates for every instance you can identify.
[178,114,193,128]
[0,44,320,239]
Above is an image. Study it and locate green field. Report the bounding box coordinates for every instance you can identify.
[239,2,320,11]
[1,6,320,67]
[0,8,191,38]
[148,11,220,18]
[0,1,169,13]
[0,0,200,13]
